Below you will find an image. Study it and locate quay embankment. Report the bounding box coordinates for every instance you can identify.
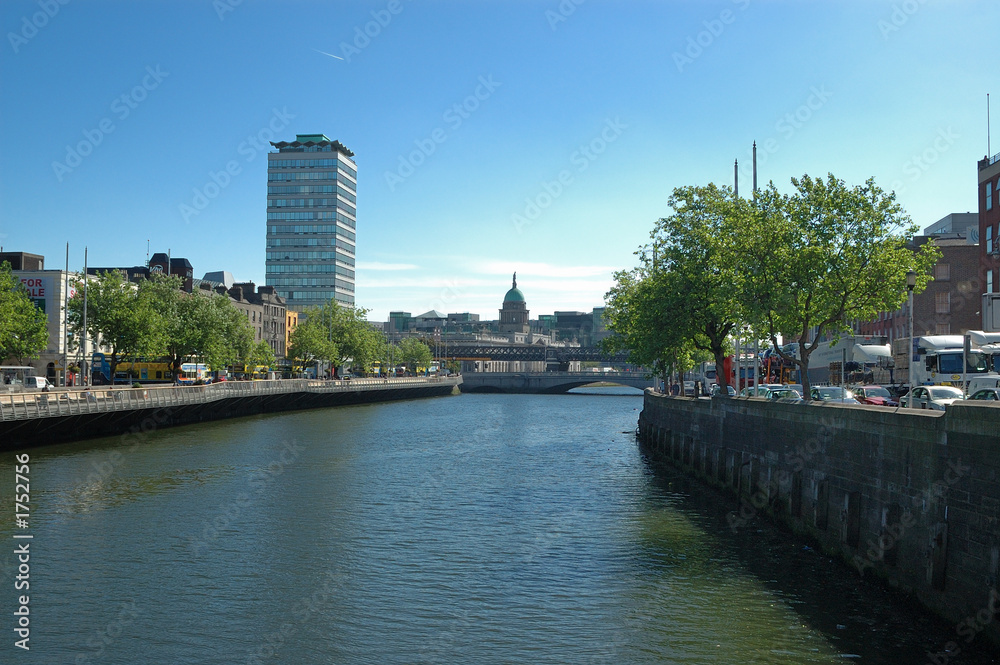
[0,376,461,450]
[637,390,1000,647]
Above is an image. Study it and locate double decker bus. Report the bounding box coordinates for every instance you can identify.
[91,353,174,385]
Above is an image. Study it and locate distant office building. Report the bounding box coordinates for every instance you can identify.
[202,271,235,289]
[0,252,44,271]
[923,212,978,239]
[265,134,358,312]
[387,311,412,333]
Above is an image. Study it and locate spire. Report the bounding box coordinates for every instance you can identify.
[512,271,517,289]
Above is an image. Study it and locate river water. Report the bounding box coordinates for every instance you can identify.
[3,387,997,664]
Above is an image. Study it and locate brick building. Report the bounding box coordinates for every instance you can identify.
[857,232,980,340]
[979,152,1000,293]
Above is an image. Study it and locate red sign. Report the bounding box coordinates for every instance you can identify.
[19,277,45,297]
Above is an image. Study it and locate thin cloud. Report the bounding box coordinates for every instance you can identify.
[356,261,420,271]
[473,260,617,279]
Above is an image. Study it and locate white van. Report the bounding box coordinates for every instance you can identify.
[24,376,54,391]
[967,375,1000,395]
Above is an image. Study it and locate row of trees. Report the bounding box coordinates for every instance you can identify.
[5,259,444,380]
[69,272,275,381]
[603,174,940,399]
[0,262,48,364]
[287,300,437,375]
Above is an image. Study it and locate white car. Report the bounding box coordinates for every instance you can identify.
[900,385,964,410]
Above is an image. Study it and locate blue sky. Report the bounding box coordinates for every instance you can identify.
[1,0,996,321]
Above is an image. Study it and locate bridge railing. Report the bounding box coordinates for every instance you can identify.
[0,376,459,423]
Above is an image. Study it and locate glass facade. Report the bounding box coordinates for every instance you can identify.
[265,135,357,311]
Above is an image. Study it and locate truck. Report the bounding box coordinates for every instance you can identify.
[964,331,1000,394]
[891,335,991,389]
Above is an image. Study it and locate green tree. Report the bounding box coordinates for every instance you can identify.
[288,310,339,375]
[0,261,48,364]
[397,337,433,374]
[67,269,158,382]
[142,276,259,377]
[604,184,745,390]
[289,302,386,375]
[739,174,940,398]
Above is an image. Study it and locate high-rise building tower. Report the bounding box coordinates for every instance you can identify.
[265,134,357,312]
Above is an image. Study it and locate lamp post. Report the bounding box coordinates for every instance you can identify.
[906,270,916,408]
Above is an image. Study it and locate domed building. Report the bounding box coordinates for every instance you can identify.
[499,272,530,335]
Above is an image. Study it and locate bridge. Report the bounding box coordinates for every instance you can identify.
[459,371,653,394]
[440,344,631,364]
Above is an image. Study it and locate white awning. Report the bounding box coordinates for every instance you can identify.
[853,344,892,363]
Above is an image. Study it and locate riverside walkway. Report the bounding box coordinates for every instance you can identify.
[0,376,462,448]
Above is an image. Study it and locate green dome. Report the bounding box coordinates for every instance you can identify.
[504,287,525,303]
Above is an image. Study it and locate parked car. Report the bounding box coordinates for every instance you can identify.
[739,386,773,398]
[966,388,1000,402]
[683,380,695,396]
[810,386,860,403]
[710,384,737,397]
[899,385,964,410]
[768,387,803,401]
[853,385,899,407]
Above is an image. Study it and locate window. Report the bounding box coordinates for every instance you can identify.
[988,225,994,254]
[935,292,950,314]
[935,323,951,334]
[934,263,950,281]
[988,270,995,294]
[988,181,994,211]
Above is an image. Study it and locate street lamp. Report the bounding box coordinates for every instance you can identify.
[906,270,916,408]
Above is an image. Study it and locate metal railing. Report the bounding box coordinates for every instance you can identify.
[0,376,459,423]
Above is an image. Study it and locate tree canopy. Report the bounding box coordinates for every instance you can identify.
[738,174,939,397]
[67,269,159,381]
[0,261,48,364]
[605,184,745,388]
[288,302,386,375]
[605,174,938,398]
[395,337,433,373]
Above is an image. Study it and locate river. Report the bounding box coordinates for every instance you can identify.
[2,386,997,664]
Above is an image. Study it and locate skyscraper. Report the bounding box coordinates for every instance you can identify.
[265,134,357,312]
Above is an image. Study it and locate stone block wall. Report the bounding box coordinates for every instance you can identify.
[637,393,1000,647]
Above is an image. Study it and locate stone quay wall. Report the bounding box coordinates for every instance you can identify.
[637,392,1000,648]
[0,377,461,450]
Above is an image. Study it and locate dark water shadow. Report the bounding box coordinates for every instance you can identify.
[638,444,1000,665]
